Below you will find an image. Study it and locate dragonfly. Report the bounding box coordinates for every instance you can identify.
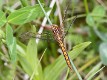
[20,16,77,72]
[50,16,77,72]
[20,1,77,71]
[51,24,72,71]
[20,16,76,72]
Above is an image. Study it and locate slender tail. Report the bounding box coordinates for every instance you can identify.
[59,41,72,72]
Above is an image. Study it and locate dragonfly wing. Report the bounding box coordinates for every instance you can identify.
[20,31,55,42]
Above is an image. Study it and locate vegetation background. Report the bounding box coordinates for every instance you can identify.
[0,0,107,80]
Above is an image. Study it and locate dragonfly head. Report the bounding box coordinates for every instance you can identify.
[51,24,60,34]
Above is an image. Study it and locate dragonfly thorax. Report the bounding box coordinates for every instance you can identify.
[51,24,63,42]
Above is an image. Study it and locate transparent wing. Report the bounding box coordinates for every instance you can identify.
[19,31,55,41]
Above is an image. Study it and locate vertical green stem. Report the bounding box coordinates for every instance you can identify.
[20,0,29,7]
[84,0,89,14]
[71,0,75,16]
[37,0,52,25]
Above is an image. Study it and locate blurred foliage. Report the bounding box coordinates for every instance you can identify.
[0,0,107,80]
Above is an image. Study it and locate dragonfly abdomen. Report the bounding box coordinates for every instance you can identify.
[51,25,72,72]
[59,40,72,71]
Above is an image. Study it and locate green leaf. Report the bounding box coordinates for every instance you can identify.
[99,42,107,65]
[44,42,91,80]
[18,39,43,80]
[93,27,107,42]
[6,24,17,62]
[86,62,102,80]
[6,24,13,46]
[86,6,106,27]
[86,14,95,27]
[0,11,7,27]
[91,6,105,21]
[7,4,48,25]
[0,29,5,39]
[10,38,17,61]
